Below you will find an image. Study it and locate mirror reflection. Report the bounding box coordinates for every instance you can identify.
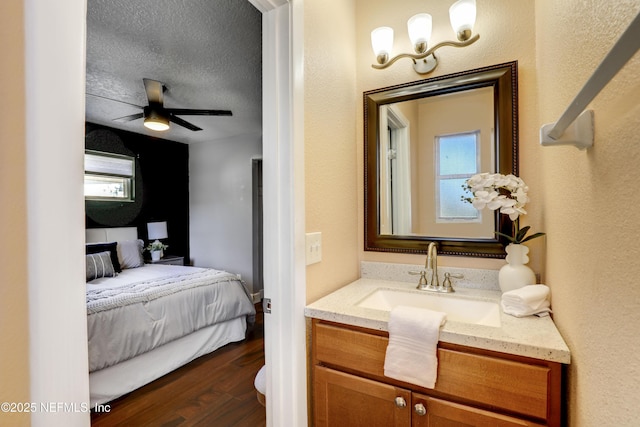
[379,86,495,239]
[365,62,518,257]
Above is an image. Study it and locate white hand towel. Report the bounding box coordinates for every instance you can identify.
[501,285,551,317]
[384,305,446,389]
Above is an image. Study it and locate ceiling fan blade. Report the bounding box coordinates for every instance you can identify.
[169,115,202,131]
[87,93,143,109]
[113,112,144,122]
[165,108,232,116]
[143,78,165,105]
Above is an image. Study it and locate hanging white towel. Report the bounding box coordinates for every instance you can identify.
[501,284,551,317]
[384,305,446,389]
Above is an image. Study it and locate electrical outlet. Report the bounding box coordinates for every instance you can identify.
[306,232,322,265]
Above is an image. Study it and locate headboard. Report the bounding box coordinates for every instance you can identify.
[86,227,138,244]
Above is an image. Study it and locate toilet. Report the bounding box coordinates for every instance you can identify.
[254,365,266,406]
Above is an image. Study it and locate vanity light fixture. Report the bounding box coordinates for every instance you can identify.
[143,106,170,131]
[371,0,479,75]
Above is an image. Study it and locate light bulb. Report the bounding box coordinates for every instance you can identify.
[407,13,432,54]
[371,26,394,64]
[449,0,476,41]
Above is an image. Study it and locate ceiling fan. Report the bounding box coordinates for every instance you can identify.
[110,78,232,132]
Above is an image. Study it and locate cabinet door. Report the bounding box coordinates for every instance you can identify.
[411,394,546,427]
[314,366,412,427]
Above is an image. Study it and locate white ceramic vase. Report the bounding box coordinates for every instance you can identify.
[151,250,161,261]
[498,243,536,292]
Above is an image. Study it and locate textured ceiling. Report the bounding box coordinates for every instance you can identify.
[85,0,262,144]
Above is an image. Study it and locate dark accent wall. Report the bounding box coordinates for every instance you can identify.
[85,123,190,261]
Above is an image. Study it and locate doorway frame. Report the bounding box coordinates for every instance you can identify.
[249,1,308,426]
[24,0,305,425]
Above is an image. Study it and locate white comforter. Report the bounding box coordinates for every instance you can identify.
[86,265,255,372]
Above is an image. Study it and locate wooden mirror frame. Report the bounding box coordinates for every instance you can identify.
[364,61,518,258]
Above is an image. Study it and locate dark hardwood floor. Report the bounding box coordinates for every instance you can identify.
[91,305,265,427]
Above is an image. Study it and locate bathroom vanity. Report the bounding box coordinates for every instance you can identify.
[337,58,570,424]
[305,269,570,426]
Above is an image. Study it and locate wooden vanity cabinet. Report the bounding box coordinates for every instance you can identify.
[311,319,562,427]
[411,394,546,426]
[314,366,545,426]
[314,366,411,426]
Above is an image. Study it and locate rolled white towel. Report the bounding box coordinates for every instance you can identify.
[501,285,551,317]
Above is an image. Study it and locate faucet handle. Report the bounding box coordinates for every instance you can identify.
[409,270,429,290]
[441,272,463,293]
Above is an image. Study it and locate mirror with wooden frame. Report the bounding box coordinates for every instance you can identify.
[364,61,518,258]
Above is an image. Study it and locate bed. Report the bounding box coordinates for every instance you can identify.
[85,227,256,407]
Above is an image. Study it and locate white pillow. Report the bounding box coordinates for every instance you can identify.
[117,239,145,269]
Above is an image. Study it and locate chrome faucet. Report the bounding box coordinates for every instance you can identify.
[423,242,439,291]
[410,242,439,291]
[410,242,462,292]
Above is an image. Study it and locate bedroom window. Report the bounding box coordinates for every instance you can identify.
[84,151,135,201]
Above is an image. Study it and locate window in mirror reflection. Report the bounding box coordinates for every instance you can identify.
[436,131,479,221]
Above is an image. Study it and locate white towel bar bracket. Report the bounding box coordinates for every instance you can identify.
[540,110,594,150]
[539,10,640,151]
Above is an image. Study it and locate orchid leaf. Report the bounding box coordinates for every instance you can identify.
[494,231,516,243]
[516,226,531,241]
[520,232,546,243]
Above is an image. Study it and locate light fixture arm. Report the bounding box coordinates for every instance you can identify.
[372,34,480,75]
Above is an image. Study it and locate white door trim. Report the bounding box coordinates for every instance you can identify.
[250,1,307,426]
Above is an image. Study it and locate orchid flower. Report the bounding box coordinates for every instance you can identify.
[462,173,545,244]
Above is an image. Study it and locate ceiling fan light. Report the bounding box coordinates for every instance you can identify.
[144,118,170,131]
[143,107,170,131]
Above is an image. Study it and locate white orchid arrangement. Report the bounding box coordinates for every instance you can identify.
[463,172,545,244]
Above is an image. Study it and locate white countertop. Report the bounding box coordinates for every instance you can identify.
[305,278,571,364]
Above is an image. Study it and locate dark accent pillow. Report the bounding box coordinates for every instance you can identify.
[86,251,116,282]
[86,242,122,273]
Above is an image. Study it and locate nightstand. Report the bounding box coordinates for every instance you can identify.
[147,255,184,266]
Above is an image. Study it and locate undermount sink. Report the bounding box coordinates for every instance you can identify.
[356,288,501,327]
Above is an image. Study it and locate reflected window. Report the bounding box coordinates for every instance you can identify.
[435,131,479,221]
[84,151,135,201]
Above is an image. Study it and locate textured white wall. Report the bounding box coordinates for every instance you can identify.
[304,0,360,303]
[536,1,640,424]
[189,135,262,292]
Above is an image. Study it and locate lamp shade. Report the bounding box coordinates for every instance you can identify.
[449,0,476,40]
[371,26,394,58]
[147,221,168,240]
[407,13,432,51]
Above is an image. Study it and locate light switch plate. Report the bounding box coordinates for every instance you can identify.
[305,232,322,265]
